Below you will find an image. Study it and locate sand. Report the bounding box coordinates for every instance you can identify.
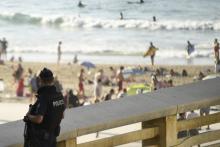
[0,61,214,102]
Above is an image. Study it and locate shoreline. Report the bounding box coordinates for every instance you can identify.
[6,52,215,65]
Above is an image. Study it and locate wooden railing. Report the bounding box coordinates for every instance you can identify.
[1,78,220,147]
[57,112,220,147]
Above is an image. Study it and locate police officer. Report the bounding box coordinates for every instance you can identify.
[24,68,65,147]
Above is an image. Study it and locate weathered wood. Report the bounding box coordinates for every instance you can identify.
[177,112,220,131]
[57,138,77,147]
[61,78,220,137]
[142,136,159,147]
[142,120,160,146]
[204,142,220,147]
[78,127,158,147]
[176,130,220,147]
[159,115,177,147]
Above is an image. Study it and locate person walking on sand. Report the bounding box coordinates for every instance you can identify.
[57,41,62,64]
[214,38,219,64]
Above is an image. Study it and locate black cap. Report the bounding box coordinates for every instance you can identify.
[39,68,54,81]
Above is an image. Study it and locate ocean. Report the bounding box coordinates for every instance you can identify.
[0,0,219,65]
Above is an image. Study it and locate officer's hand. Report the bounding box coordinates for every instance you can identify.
[23,116,29,122]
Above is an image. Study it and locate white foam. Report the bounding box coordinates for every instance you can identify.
[1,12,220,30]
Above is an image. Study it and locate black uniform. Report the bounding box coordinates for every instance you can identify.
[29,85,65,147]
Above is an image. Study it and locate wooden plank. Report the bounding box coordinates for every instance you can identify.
[142,121,159,146]
[57,138,77,147]
[204,142,220,147]
[159,115,177,147]
[78,127,158,147]
[62,78,220,137]
[142,136,159,147]
[176,130,220,147]
[177,112,220,131]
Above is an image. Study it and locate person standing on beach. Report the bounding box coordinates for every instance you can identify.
[214,38,219,64]
[57,41,62,64]
[1,37,8,60]
[78,68,85,96]
[0,39,2,60]
[73,54,78,64]
[23,68,65,147]
[116,66,124,92]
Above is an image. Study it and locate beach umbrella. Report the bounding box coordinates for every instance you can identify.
[80,61,96,69]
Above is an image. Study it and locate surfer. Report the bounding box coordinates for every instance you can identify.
[144,42,158,66]
[120,12,124,20]
[127,0,144,4]
[153,16,156,22]
[186,41,194,56]
[78,1,85,8]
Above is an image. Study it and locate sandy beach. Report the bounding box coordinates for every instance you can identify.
[0,61,215,122]
[0,61,220,147]
[0,61,214,101]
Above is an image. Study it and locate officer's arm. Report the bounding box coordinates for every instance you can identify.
[28,96,47,124]
[27,114,43,124]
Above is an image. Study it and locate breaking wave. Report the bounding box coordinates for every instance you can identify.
[1,12,220,30]
[9,47,213,59]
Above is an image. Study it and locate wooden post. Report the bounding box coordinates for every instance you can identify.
[57,138,77,147]
[142,121,159,147]
[159,115,177,147]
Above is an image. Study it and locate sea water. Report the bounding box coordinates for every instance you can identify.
[0,0,219,65]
